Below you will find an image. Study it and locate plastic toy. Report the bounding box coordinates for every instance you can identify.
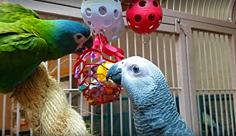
[81,0,124,41]
[126,0,163,34]
[79,0,125,105]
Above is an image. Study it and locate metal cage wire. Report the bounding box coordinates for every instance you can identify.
[5,0,236,22]
[1,0,236,136]
[160,0,235,21]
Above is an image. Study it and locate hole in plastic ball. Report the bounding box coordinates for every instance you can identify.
[100,29,105,33]
[127,18,131,26]
[149,25,154,29]
[153,1,159,7]
[91,23,95,28]
[104,20,112,27]
[139,0,147,7]
[134,15,142,22]
[114,9,119,19]
[92,29,96,34]
[99,6,107,16]
[134,25,139,30]
[87,21,92,26]
[127,20,131,26]
[85,8,92,17]
[148,14,155,21]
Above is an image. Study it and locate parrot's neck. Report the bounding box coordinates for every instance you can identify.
[33,20,64,60]
[35,20,75,60]
[131,75,191,135]
[132,90,180,135]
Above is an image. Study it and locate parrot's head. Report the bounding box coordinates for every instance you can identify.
[46,20,93,59]
[106,56,171,110]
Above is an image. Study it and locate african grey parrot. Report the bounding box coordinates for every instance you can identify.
[106,56,194,136]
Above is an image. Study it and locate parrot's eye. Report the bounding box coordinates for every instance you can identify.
[74,33,86,47]
[131,65,140,74]
[74,33,83,40]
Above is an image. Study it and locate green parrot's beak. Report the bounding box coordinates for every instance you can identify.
[75,36,93,54]
[83,36,93,49]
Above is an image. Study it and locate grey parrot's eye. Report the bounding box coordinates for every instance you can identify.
[132,65,140,74]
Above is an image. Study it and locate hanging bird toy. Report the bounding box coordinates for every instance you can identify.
[81,0,124,41]
[74,34,124,105]
[74,0,125,105]
[126,0,163,34]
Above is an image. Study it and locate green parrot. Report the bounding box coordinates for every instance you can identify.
[0,3,93,93]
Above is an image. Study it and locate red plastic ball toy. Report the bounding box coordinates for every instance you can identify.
[126,0,163,34]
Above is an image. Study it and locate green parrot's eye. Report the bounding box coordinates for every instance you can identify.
[75,33,83,40]
[74,33,86,46]
[132,65,140,74]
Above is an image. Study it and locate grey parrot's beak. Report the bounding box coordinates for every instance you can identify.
[106,64,122,85]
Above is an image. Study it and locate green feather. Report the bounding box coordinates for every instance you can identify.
[0,3,39,23]
[0,22,48,91]
[0,3,48,91]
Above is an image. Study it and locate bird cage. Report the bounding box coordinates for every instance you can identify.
[1,0,236,136]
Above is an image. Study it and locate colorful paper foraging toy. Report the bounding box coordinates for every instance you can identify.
[81,0,124,41]
[73,34,124,105]
[76,0,125,105]
[126,0,163,34]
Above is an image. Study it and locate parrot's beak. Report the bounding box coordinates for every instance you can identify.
[75,36,93,54]
[83,36,93,49]
[106,64,122,85]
